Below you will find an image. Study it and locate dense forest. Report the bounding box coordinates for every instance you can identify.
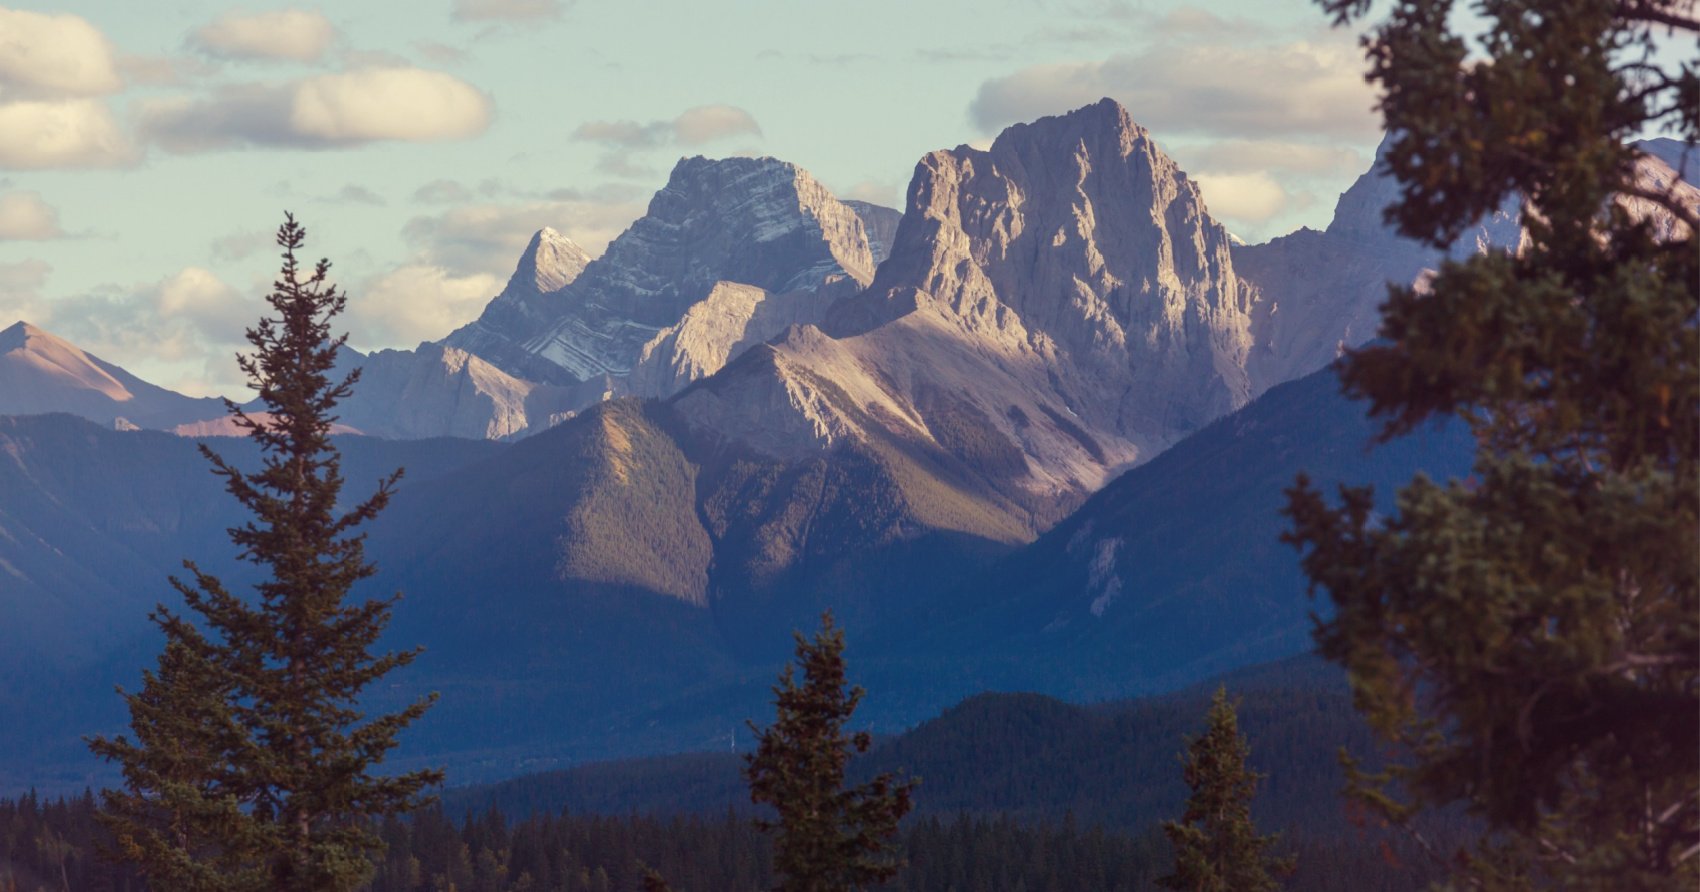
[3,669,1463,891]
[2,792,1450,892]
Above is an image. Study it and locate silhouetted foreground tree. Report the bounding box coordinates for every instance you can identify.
[89,214,440,891]
[745,612,916,891]
[1287,0,1697,888]
[1159,688,1293,892]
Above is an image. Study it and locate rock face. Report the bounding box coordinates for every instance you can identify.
[333,343,596,440]
[679,99,1256,505]
[842,200,903,266]
[438,227,594,385]
[445,157,878,395]
[0,321,224,429]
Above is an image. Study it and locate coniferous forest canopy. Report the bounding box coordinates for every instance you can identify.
[1,0,1695,889]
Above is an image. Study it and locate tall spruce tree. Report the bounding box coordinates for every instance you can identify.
[1158,688,1293,892]
[1284,0,1697,888]
[745,612,916,892]
[89,214,441,891]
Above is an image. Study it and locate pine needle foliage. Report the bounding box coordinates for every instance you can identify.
[1285,1,1697,888]
[89,214,442,891]
[1158,688,1294,892]
[745,612,916,891]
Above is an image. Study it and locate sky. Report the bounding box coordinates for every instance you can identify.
[0,0,1387,397]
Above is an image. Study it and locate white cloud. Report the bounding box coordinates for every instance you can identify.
[0,9,121,99]
[15,267,256,396]
[189,9,339,63]
[0,191,65,240]
[0,99,135,169]
[291,68,492,143]
[0,258,51,324]
[139,67,493,151]
[349,264,503,347]
[1191,171,1290,224]
[452,0,565,22]
[673,105,764,146]
[969,39,1377,140]
[572,104,762,149]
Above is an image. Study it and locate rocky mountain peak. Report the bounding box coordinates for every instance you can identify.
[510,227,591,295]
[843,97,1251,442]
[444,154,878,395]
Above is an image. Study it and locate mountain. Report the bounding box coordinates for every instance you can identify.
[0,321,224,430]
[444,157,878,398]
[841,199,902,265]
[431,227,594,384]
[1237,137,1700,391]
[333,343,604,440]
[0,415,500,790]
[675,99,1260,530]
[1637,137,1698,185]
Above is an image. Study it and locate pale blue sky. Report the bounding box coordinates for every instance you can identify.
[1,0,1386,395]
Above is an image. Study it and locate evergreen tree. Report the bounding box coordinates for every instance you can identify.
[89,214,442,891]
[745,612,916,891]
[1285,0,1697,888]
[1158,688,1292,892]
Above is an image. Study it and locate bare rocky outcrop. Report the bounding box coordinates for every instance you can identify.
[331,343,594,440]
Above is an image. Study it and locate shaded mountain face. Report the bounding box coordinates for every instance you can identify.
[332,343,607,441]
[0,321,224,430]
[1237,136,1700,392]
[0,335,1471,790]
[841,199,902,266]
[0,416,500,789]
[444,157,877,394]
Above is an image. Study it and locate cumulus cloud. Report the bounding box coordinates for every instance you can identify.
[0,9,121,99]
[348,264,503,346]
[452,0,566,22]
[1191,171,1290,224]
[139,67,493,151]
[968,39,1376,140]
[0,257,51,323]
[0,99,135,169]
[189,9,339,63]
[11,266,256,396]
[572,104,762,150]
[0,191,65,240]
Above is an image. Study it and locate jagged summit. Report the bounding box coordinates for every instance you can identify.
[444,154,877,391]
[512,227,592,295]
[681,98,1257,514]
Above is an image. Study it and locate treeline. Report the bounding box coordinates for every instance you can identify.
[2,791,1447,892]
[449,679,1387,834]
